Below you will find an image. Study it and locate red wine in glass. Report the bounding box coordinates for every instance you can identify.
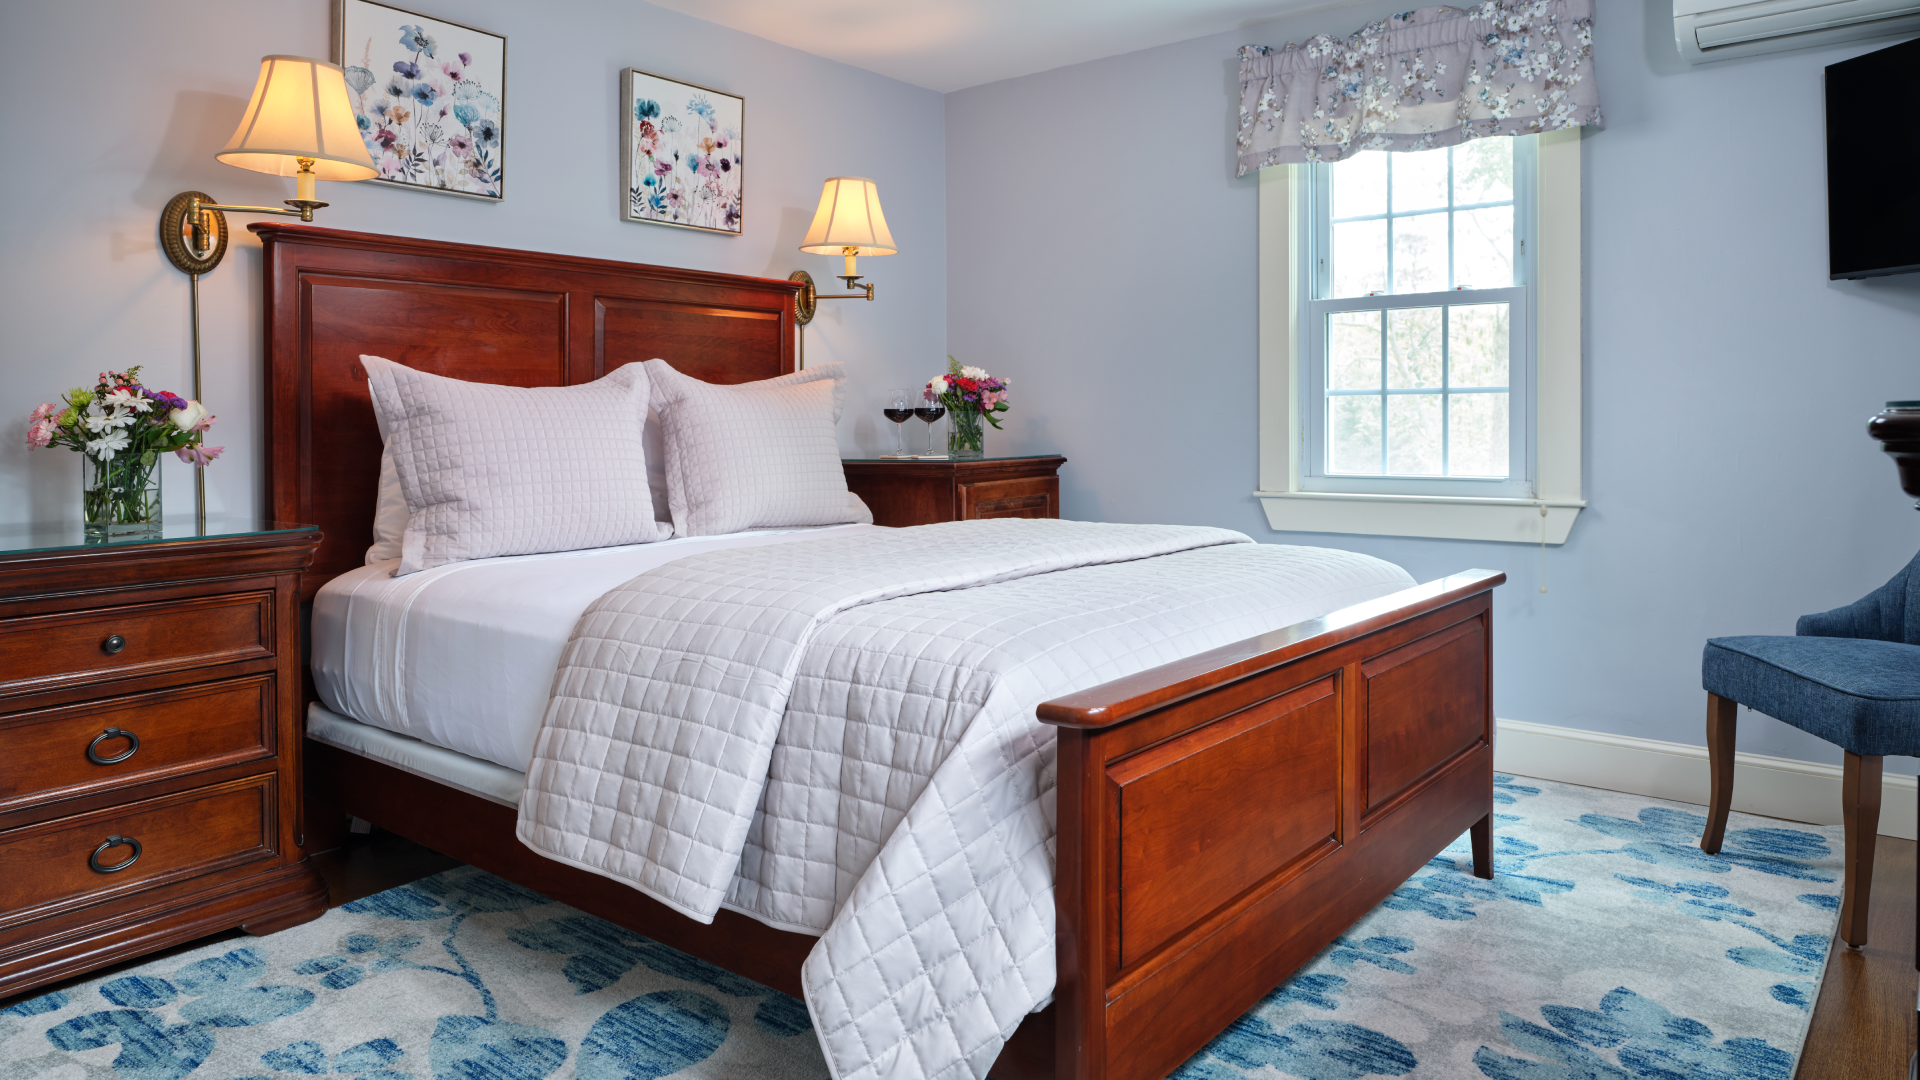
[883,389,913,455]
[914,402,945,455]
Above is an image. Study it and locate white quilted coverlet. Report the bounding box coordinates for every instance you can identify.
[516,519,1414,1080]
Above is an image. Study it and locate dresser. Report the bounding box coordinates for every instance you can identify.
[0,520,324,1000]
[842,455,1067,527]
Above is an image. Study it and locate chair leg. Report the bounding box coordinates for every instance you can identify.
[1840,751,1882,949]
[1701,693,1737,855]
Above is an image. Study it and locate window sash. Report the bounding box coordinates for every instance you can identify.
[1301,140,1537,499]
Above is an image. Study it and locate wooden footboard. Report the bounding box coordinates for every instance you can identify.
[1038,570,1503,1080]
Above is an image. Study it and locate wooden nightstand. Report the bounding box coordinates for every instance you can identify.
[843,454,1066,527]
[0,519,324,1000]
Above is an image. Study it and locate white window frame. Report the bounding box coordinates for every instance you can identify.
[1256,127,1585,545]
[1302,138,1534,498]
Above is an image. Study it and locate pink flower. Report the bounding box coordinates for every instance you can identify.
[175,443,223,466]
[28,402,56,423]
[25,418,55,449]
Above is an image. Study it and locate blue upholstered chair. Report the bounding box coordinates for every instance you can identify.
[1701,550,1920,950]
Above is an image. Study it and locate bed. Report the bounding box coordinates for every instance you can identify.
[260,222,1503,1080]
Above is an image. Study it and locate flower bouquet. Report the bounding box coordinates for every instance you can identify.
[26,367,222,541]
[926,357,1010,460]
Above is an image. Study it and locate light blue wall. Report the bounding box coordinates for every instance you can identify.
[0,0,945,528]
[946,1,1920,768]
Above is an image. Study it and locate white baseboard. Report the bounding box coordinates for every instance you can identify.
[1494,718,1918,841]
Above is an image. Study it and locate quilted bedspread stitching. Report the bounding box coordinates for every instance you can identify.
[516,520,1414,1080]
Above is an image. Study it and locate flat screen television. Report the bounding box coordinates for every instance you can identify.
[1826,36,1920,280]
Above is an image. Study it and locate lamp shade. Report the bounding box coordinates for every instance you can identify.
[799,177,897,256]
[217,55,377,181]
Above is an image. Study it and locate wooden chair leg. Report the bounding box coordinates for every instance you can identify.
[1470,812,1494,880]
[1701,693,1737,855]
[1840,751,1882,949]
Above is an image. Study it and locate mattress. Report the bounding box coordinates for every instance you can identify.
[310,524,880,772]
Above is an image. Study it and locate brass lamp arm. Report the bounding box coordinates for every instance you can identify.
[194,200,328,222]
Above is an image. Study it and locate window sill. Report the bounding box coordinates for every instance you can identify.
[1255,490,1584,544]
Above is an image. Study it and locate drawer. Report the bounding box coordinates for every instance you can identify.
[0,775,275,926]
[0,591,273,696]
[0,676,275,814]
[960,476,1057,520]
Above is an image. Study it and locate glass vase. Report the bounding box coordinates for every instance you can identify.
[947,407,985,460]
[83,451,163,543]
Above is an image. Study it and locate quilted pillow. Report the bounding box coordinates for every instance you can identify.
[363,355,672,575]
[644,359,870,537]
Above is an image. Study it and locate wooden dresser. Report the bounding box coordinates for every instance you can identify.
[0,521,324,1000]
[843,455,1066,527]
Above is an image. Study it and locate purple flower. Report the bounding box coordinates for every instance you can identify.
[393,60,421,80]
[458,52,472,66]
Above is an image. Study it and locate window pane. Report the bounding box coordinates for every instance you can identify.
[1385,394,1442,474]
[1453,138,1513,205]
[1386,307,1441,388]
[1392,148,1448,212]
[1449,303,1509,388]
[1332,219,1387,297]
[1331,152,1386,219]
[1329,395,1381,474]
[1329,311,1382,390]
[1392,212,1447,294]
[1449,392,1509,477]
[1453,207,1513,290]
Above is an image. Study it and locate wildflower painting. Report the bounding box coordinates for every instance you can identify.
[621,69,743,235]
[334,0,506,200]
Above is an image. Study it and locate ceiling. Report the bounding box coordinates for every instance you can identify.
[647,0,1337,93]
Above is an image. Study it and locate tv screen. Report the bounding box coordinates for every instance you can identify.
[1826,36,1920,280]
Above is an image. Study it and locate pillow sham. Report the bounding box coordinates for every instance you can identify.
[363,355,671,575]
[643,359,871,537]
[366,407,670,565]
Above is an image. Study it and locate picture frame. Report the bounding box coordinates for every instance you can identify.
[333,0,506,201]
[621,68,743,235]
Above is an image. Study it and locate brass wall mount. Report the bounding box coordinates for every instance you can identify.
[787,268,874,327]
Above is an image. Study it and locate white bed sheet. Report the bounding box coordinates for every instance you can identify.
[310,524,880,771]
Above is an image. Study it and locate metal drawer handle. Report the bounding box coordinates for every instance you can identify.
[86,728,140,766]
[102,634,127,655]
[89,835,142,874]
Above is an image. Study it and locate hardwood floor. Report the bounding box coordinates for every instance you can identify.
[2,829,1913,1077]
[1799,836,1917,1078]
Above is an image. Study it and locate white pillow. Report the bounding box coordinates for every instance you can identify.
[363,355,672,575]
[367,409,668,565]
[366,449,407,564]
[643,359,871,537]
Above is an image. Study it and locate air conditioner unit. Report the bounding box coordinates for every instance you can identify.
[1674,0,1920,63]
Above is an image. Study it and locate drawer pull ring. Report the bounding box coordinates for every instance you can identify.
[86,728,140,766]
[88,835,142,874]
[102,634,127,655]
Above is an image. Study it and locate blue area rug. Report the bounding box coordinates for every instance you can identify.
[0,776,1839,1079]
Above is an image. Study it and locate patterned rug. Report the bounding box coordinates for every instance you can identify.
[0,776,1840,1080]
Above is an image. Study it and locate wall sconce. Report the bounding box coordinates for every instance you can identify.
[158,55,376,527]
[788,177,896,326]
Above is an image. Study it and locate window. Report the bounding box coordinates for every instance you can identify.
[1304,138,1533,498]
[1255,129,1584,545]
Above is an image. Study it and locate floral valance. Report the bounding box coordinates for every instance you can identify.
[1236,0,1602,175]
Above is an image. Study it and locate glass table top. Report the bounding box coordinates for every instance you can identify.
[0,517,316,558]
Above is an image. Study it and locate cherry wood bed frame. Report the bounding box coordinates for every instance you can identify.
[261,223,1503,1080]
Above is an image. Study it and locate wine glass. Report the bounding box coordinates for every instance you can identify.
[882,388,914,457]
[914,388,946,457]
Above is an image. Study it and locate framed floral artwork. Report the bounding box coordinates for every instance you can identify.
[621,69,742,235]
[333,0,505,200]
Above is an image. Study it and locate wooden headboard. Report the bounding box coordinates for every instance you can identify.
[253,223,801,598]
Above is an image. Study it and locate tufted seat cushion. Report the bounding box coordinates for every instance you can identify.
[1703,635,1920,757]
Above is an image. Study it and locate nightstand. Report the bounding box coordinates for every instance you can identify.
[843,454,1066,527]
[0,519,324,1000]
